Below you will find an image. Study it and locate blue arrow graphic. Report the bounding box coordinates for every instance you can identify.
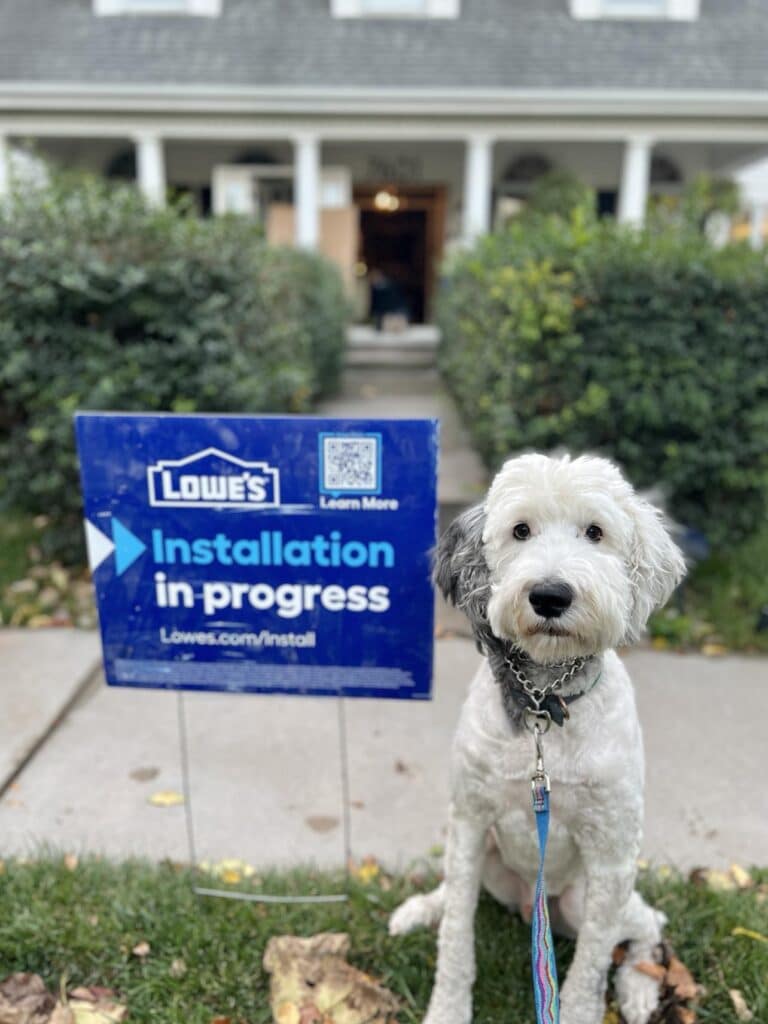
[111,518,147,576]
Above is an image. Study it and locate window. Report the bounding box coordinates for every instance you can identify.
[94,0,221,16]
[570,0,699,19]
[331,0,459,18]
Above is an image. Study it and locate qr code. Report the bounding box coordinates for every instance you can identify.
[321,435,380,492]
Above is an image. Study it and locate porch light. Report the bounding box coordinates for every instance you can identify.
[373,189,400,212]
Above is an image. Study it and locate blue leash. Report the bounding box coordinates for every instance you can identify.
[529,717,560,1024]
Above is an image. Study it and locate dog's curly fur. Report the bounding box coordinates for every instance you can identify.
[389,453,686,1024]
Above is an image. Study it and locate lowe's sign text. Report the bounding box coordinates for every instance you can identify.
[75,414,438,699]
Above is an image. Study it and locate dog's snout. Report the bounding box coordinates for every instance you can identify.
[529,581,573,619]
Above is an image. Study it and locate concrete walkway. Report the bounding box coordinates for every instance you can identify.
[0,634,766,871]
[1,357,766,872]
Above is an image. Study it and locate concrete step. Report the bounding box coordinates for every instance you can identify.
[345,324,440,369]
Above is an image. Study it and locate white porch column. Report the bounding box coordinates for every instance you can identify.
[462,133,494,241]
[0,135,9,197]
[134,133,166,207]
[294,133,320,249]
[618,135,653,227]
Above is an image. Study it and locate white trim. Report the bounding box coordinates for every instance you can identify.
[94,0,221,15]
[1,83,767,118]
[2,114,768,146]
[332,0,458,18]
[570,0,699,19]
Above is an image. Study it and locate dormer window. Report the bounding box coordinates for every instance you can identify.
[570,0,699,19]
[94,0,221,15]
[331,0,459,17]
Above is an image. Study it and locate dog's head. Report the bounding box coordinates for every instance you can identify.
[435,453,686,664]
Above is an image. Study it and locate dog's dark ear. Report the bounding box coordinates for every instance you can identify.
[433,503,489,625]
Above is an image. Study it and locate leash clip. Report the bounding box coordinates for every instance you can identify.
[526,714,551,797]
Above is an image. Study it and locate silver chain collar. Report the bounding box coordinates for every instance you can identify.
[502,651,589,715]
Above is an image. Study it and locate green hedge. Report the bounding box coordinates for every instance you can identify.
[0,175,348,561]
[438,213,768,545]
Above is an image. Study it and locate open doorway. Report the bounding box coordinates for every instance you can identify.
[355,184,446,324]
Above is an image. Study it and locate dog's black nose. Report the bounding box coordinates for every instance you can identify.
[529,581,573,619]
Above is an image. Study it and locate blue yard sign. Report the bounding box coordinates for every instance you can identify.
[75,413,438,700]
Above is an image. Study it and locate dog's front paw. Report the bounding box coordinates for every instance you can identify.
[389,891,443,936]
[615,961,661,1024]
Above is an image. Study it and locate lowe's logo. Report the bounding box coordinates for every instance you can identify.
[147,448,281,509]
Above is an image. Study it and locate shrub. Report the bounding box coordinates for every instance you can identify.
[437,213,768,545]
[0,174,348,561]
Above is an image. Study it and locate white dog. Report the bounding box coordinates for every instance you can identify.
[389,453,686,1024]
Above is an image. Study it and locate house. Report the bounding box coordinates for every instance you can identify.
[2,0,768,321]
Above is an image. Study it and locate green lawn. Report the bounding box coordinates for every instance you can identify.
[0,858,765,1024]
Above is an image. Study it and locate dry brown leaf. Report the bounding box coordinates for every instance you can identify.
[0,973,57,1024]
[677,1010,697,1024]
[666,956,698,1001]
[131,941,150,959]
[729,989,754,1022]
[611,944,628,966]
[633,960,666,983]
[263,933,397,1024]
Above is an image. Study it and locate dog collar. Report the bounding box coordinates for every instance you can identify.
[479,636,602,728]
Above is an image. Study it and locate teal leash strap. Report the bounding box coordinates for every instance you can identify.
[529,718,560,1024]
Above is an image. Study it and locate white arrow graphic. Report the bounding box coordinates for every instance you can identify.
[84,519,115,572]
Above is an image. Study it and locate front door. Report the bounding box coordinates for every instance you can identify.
[355,184,446,324]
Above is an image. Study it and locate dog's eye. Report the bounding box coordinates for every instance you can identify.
[585,524,603,543]
[512,522,531,541]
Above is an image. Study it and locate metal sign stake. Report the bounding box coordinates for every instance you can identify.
[177,691,351,904]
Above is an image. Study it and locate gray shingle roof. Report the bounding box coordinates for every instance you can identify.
[0,0,766,92]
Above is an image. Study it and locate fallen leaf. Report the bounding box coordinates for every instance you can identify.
[704,869,737,893]
[0,972,57,1024]
[611,944,628,966]
[64,853,79,872]
[729,864,754,889]
[263,933,397,1024]
[148,790,184,807]
[729,989,754,1021]
[731,926,768,944]
[129,767,159,783]
[169,959,187,979]
[701,642,728,656]
[351,857,380,884]
[633,961,666,983]
[209,1018,231,1024]
[275,1005,299,1024]
[601,1009,621,1024]
[305,816,339,834]
[666,955,698,1000]
[131,940,150,958]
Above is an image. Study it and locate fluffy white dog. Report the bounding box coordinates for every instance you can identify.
[389,453,686,1024]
